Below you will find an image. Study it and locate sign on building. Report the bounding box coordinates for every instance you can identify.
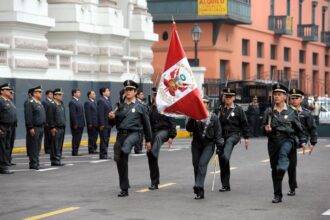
[198,0,228,16]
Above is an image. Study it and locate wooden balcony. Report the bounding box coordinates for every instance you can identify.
[268,16,293,35]
[297,24,318,42]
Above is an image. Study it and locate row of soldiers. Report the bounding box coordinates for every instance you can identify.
[0,81,318,203]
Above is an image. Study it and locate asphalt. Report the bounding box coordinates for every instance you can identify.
[1,137,330,220]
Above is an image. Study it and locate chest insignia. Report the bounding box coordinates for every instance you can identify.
[132,108,135,113]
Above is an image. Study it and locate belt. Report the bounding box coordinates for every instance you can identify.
[271,131,290,139]
[118,129,134,135]
[223,130,239,137]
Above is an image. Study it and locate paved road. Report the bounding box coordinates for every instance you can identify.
[1,137,330,220]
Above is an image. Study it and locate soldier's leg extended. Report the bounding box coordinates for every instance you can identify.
[195,143,214,188]
[288,146,298,192]
[147,130,168,186]
[218,134,239,188]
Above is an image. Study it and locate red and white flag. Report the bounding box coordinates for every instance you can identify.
[156,24,208,120]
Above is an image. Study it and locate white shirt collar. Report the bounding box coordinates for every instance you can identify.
[273,103,288,111]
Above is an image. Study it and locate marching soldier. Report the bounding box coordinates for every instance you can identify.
[97,87,112,159]
[217,88,249,192]
[24,86,46,170]
[109,80,152,197]
[134,89,146,154]
[84,90,98,154]
[263,84,306,203]
[48,88,66,166]
[42,90,54,154]
[147,87,177,190]
[0,83,16,174]
[288,88,317,196]
[246,96,260,137]
[69,88,85,156]
[186,96,224,199]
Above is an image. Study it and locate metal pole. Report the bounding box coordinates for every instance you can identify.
[194,41,198,67]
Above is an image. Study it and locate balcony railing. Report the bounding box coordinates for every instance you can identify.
[0,43,9,66]
[321,31,330,47]
[297,24,318,42]
[147,0,251,24]
[46,49,73,70]
[268,16,293,35]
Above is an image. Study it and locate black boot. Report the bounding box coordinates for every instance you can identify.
[193,186,198,195]
[195,187,204,200]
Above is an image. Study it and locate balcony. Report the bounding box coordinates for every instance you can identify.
[268,16,293,35]
[147,0,251,24]
[321,31,330,47]
[297,24,318,42]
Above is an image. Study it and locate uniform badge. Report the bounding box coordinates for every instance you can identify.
[132,108,135,113]
[231,112,235,117]
[284,115,288,120]
[30,100,33,103]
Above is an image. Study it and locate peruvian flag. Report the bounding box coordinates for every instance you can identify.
[156,24,208,120]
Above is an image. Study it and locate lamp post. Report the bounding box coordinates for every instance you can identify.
[191,24,202,67]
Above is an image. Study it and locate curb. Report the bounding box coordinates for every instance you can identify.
[12,130,191,154]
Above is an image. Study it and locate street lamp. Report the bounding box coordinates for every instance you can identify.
[191,24,202,67]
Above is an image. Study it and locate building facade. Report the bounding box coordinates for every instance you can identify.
[0,0,158,138]
[149,0,330,96]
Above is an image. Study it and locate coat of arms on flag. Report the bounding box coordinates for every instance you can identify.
[156,23,208,120]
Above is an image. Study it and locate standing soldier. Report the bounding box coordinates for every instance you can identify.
[186,96,224,199]
[42,90,54,154]
[69,88,85,156]
[217,88,249,192]
[147,87,177,190]
[97,87,112,159]
[0,83,16,174]
[24,86,46,170]
[109,80,152,197]
[84,90,98,154]
[246,96,260,137]
[263,84,306,203]
[288,89,317,196]
[48,88,66,166]
[8,89,17,166]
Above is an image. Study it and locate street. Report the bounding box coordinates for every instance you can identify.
[1,137,330,220]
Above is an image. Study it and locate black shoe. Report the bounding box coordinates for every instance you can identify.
[10,162,16,166]
[272,196,282,203]
[100,156,112,160]
[45,151,50,154]
[134,151,144,154]
[72,153,83,156]
[194,187,204,200]
[287,190,296,196]
[0,169,14,174]
[118,190,129,197]
[193,186,198,194]
[219,186,231,192]
[148,184,159,190]
[89,151,99,154]
[51,162,65,166]
[29,165,40,170]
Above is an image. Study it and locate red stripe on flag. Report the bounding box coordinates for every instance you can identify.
[164,88,208,120]
[164,24,186,72]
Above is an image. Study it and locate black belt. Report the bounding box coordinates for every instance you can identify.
[223,130,239,137]
[270,131,290,139]
[118,129,134,135]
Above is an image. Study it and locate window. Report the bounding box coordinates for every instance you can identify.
[313,53,318,65]
[270,65,277,80]
[326,72,329,95]
[257,42,264,58]
[242,39,249,56]
[257,64,264,79]
[299,69,305,91]
[284,47,291,62]
[242,62,249,80]
[271,44,277,60]
[299,50,305,64]
[325,54,329,67]
[283,67,290,80]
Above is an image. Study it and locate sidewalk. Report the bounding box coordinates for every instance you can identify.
[12,129,191,154]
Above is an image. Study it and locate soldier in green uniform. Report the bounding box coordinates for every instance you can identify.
[263,84,306,203]
[109,80,152,197]
[0,83,16,174]
[287,88,317,196]
[48,88,66,166]
[217,88,249,192]
[186,96,224,199]
[24,86,46,170]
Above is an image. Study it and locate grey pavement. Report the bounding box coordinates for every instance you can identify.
[1,137,330,220]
